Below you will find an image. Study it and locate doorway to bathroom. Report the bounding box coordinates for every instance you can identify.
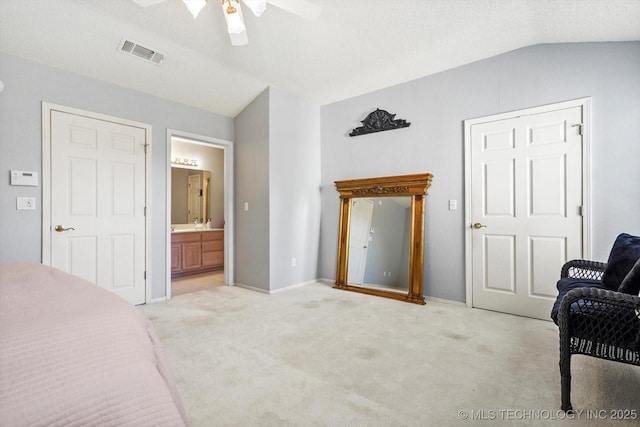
[166,130,234,299]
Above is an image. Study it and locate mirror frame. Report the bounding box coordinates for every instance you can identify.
[334,173,433,305]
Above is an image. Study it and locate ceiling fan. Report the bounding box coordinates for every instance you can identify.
[130,0,320,46]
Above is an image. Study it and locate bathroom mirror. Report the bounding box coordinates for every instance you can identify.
[171,167,211,224]
[334,173,433,304]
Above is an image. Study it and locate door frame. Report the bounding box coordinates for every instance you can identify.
[165,129,234,299]
[42,102,153,303]
[463,97,592,308]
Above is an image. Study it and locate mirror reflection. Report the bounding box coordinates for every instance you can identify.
[348,197,411,294]
[171,167,211,224]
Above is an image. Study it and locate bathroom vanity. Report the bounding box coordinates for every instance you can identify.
[171,228,224,278]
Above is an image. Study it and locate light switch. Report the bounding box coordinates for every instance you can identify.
[448,199,457,211]
[17,197,36,210]
[243,201,249,211]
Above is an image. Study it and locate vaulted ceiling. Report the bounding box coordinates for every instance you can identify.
[1,0,639,117]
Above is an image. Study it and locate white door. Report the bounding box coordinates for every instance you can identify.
[187,173,202,223]
[348,198,374,285]
[49,110,147,305]
[468,103,585,320]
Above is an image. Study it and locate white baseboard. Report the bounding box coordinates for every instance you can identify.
[234,283,270,294]
[149,296,168,304]
[225,279,466,306]
[269,279,317,294]
[425,296,466,307]
[235,279,320,295]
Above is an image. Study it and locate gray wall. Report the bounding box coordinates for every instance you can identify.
[3,42,639,304]
[234,87,322,292]
[0,53,234,299]
[319,42,640,303]
[234,89,271,290]
[269,87,321,291]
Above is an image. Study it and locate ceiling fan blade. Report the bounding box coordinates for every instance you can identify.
[129,0,169,7]
[242,0,267,17]
[266,0,321,20]
[229,32,249,46]
[183,0,208,18]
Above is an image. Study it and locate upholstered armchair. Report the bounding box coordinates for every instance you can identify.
[551,233,640,412]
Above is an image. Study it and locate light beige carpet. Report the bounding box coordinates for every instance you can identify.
[141,282,640,426]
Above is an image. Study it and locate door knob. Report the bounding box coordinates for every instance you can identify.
[55,225,75,232]
[472,223,487,229]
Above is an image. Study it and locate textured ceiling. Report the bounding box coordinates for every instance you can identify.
[1,0,639,117]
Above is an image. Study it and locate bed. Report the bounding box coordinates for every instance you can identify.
[0,263,188,426]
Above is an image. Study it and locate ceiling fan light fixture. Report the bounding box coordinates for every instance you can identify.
[182,0,207,18]
[225,0,237,14]
[221,1,246,34]
[242,0,267,17]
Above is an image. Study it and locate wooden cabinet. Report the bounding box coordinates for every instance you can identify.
[171,230,224,278]
[170,243,182,273]
[202,231,224,268]
[182,242,203,271]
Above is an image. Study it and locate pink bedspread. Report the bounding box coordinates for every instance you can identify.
[0,263,188,426]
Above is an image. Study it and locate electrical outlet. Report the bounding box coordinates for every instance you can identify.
[17,197,36,210]
[291,257,296,267]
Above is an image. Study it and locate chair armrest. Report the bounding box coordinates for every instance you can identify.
[559,287,640,312]
[558,287,640,345]
[558,287,640,368]
[561,259,607,280]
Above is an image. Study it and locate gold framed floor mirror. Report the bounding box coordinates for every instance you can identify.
[334,173,433,305]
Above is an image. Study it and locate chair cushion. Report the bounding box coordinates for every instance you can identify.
[550,277,607,324]
[601,233,640,291]
[618,258,640,295]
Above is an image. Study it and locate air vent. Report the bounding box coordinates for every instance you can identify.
[118,38,165,65]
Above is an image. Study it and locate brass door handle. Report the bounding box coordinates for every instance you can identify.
[55,225,75,232]
[472,223,487,229]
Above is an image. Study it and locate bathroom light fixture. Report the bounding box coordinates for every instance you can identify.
[172,158,199,167]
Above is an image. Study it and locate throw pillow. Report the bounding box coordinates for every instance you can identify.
[618,258,640,295]
[601,233,640,291]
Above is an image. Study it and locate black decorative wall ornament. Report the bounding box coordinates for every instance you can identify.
[349,108,410,137]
